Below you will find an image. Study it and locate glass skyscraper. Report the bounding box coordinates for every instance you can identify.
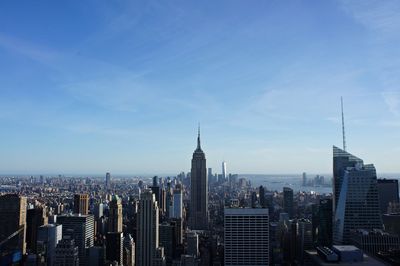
[333,146,383,244]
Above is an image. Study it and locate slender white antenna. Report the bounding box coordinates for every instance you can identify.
[341,97,347,151]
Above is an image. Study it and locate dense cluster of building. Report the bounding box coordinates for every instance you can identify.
[0,131,400,265]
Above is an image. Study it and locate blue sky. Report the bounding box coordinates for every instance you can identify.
[0,0,400,175]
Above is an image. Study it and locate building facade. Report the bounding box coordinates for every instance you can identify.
[73,194,89,215]
[108,195,123,233]
[0,194,27,255]
[224,208,269,266]
[333,146,383,244]
[57,214,95,266]
[136,190,165,266]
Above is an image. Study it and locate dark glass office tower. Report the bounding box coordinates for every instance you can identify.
[189,128,209,230]
[377,179,399,214]
[333,146,383,244]
[318,198,333,247]
[283,187,294,218]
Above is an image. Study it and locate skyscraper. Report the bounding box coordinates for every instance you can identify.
[333,146,383,244]
[317,198,333,247]
[259,185,266,208]
[283,187,294,218]
[222,161,227,181]
[54,236,79,266]
[136,190,165,266]
[224,208,269,266]
[37,224,62,266]
[0,194,27,254]
[108,195,123,233]
[57,214,95,266]
[189,127,208,230]
[106,172,111,189]
[26,207,48,252]
[106,232,123,265]
[377,179,399,215]
[171,184,183,219]
[73,194,89,215]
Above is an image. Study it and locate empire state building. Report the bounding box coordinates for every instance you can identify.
[189,127,209,230]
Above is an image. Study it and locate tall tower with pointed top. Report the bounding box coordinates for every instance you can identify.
[189,126,209,230]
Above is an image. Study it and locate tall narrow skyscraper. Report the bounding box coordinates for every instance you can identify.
[333,146,383,244]
[283,187,294,218]
[222,161,227,181]
[189,127,208,230]
[106,172,111,189]
[108,195,123,233]
[136,190,165,266]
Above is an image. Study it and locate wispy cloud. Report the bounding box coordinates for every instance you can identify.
[0,33,58,63]
[340,0,400,37]
[382,91,400,116]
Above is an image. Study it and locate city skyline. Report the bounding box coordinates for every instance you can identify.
[1,1,400,174]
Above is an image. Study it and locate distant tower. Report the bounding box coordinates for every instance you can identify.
[283,187,294,218]
[73,194,89,215]
[259,186,266,208]
[136,190,165,266]
[0,194,27,254]
[333,146,383,244]
[222,161,227,180]
[106,172,111,189]
[108,195,123,233]
[189,126,209,230]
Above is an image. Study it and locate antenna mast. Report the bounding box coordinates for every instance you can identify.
[341,97,347,151]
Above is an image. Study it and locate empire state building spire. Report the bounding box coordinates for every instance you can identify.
[195,124,203,152]
[197,124,201,150]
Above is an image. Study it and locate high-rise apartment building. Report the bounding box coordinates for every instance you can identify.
[224,208,269,266]
[73,194,89,215]
[333,146,383,244]
[108,195,123,233]
[57,214,95,266]
[283,187,294,218]
[136,190,165,266]
[189,128,208,230]
[0,194,27,254]
[377,179,399,215]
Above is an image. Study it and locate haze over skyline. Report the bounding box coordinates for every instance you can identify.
[1,1,400,174]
